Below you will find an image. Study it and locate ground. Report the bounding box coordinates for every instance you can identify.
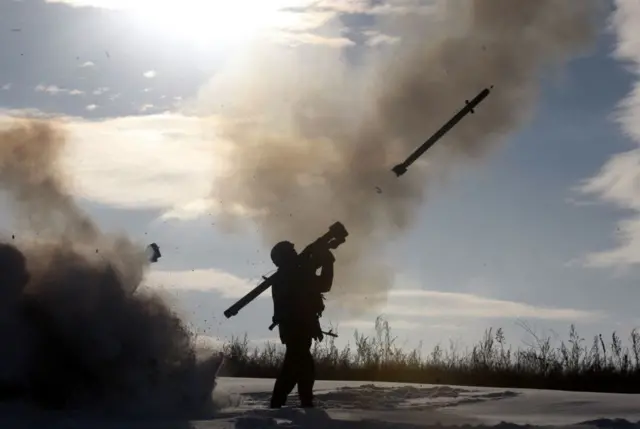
[3,378,640,428]
[207,378,640,429]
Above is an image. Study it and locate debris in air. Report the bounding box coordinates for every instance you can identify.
[146,242,162,263]
[392,86,493,177]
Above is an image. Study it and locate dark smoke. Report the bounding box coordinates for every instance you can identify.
[0,119,220,417]
[201,0,602,315]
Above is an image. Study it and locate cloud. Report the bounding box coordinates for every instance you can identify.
[143,70,157,79]
[0,108,59,120]
[92,87,109,95]
[45,0,424,48]
[340,319,424,330]
[272,32,355,47]
[35,84,66,95]
[85,104,98,111]
[35,84,84,96]
[1,84,11,91]
[158,197,263,222]
[79,61,96,68]
[574,0,640,270]
[576,151,640,267]
[380,289,603,322]
[0,110,220,211]
[339,286,604,323]
[58,112,216,210]
[363,31,400,46]
[284,0,435,15]
[45,0,128,8]
[139,104,155,113]
[144,268,261,299]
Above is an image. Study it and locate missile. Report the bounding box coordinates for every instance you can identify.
[391,86,493,177]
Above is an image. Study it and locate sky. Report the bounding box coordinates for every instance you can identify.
[2,0,640,354]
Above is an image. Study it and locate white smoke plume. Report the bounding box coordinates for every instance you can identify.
[0,119,221,418]
[201,0,601,315]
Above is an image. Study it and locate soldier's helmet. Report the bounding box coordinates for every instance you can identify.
[270,241,297,268]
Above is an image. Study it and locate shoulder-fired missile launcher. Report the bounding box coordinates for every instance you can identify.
[223,221,348,320]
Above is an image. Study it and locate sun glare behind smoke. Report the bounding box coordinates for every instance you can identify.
[127,0,294,47]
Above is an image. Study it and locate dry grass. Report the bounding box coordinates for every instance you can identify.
[217,316,640,393]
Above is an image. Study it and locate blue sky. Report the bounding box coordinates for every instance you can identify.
[2,0,640,353]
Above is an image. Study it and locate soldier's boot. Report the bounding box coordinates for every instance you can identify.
[297,370,314,408]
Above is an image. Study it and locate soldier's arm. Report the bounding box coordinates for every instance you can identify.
[314,254,334,293]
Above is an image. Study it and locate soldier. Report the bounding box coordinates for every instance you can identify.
[268,240,334,409]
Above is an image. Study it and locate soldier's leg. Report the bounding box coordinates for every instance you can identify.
[270,343,298,408]
[296,336,315,407]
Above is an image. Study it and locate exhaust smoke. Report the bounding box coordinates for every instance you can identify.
[203,0,601,314]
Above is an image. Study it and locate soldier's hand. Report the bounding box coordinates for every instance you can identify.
[322,251,335,264]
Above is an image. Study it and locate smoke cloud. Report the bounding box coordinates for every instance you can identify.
[201,0,601,314]
[0,119,220,417]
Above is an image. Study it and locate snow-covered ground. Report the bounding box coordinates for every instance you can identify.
[208,378,640,429]
[4,378,640,428]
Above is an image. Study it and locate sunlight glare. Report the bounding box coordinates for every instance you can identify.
[127,0,296,47]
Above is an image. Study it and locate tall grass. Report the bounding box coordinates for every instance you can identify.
[218,316,640,393]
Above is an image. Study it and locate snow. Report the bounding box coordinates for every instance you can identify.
[205,378,640,429]
[3,378,640,428]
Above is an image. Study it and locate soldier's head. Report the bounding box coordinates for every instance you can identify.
[270,240,297,268]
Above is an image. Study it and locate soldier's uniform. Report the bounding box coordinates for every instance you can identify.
[269,241,333,408]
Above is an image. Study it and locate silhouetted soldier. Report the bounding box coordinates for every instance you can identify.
[269,240,334,408]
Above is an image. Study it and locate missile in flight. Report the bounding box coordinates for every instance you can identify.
[392,86,493,177]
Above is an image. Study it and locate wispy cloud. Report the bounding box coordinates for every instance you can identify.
[1,83,11,91]
[363,30,400,46]
[143,70,157,78]
[158,197,263,222]
[35,84,66,95]
[92,87,109,95]
[574,0,640,270]
[139,103,155,113]
[576,150,640,268]
[79,61,96,68]
[85,104,98,111]
[144,268,261,299]
[343,286,604,323]
[45,0,431,48]
[272,32,355,48]
[61,112,215,209]
[378,289,603,322]
[340,319,424,330]
[0,111,218,211]
[35,84,84,96]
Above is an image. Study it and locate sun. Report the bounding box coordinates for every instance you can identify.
[126,0,292,47]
